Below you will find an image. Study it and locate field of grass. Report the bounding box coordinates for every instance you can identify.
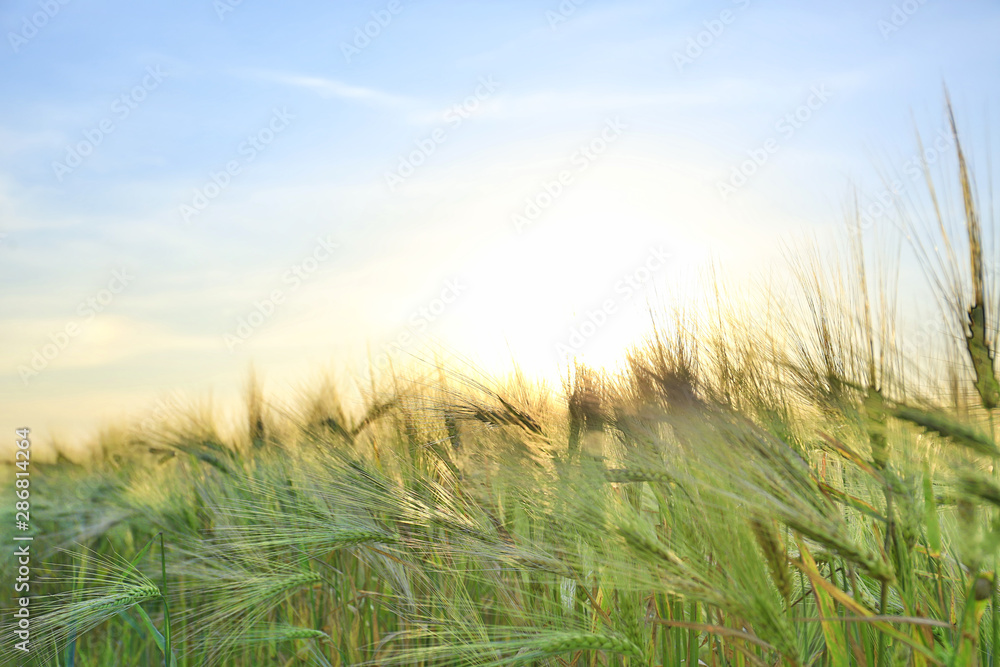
[4,107,1000,666]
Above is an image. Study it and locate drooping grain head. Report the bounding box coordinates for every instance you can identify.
[750,517,792,603]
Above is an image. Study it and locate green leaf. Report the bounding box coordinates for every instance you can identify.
[800,540,850,667]
[134,604,176,667]
[117,533,158,584]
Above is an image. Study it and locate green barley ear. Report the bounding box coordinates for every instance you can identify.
[19,549,164,662]
[945,95,999,411]
[522,631,645,663]
[865,387,889,469]
[603,466,673,485]
[749,517,792,603]
[241,624,330,644]
[171,553,325,665]
[956,471,1000,508]
[381,628,646,666]
[967,303,998,410]
[891,405,1000,457]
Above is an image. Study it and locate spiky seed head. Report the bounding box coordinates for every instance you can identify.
[532,632,644,661]
[750,517,792,602]
[966,305,999,410]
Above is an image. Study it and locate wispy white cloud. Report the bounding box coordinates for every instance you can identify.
[246,69,413,107]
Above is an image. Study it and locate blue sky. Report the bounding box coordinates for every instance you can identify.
[2,0,1000,455]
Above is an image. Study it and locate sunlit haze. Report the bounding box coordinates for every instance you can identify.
[2,0,1000,457]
